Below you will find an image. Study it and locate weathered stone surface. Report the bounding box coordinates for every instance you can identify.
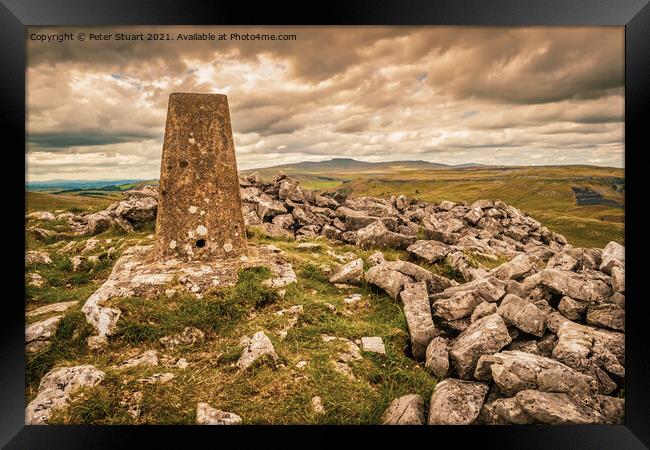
[196,402,242,425]
[599,241,624,275]
[154,93,246,261]
[361,336,386,354]
[450,313,512,379]
[328,258,364,285]
[356,220,416,250]
[434,290,483,321]
[27,211,56,221]
[382,394,425,425]
[427,378,489,425]
[497,294,547,337]
[610,266,625,293]
[586,303,625,331]
[237,331,277,370]
[26,251,52,265]
[425,337,449,377]
[471,301,497,322]
[594,394,625,424]
[432,276,506,304]
[406,240,451,263]
[558,296,588,321]
[474,350,593,395]
[365,263,413,299]
[26,316,62,353]
[160,327,205,349]
[400,282,436,360]
[491,397,535,424]
[514,390,603,424]
[539,269,612,302]
[26,365,105,424]
[27,301,78,317]
[491,254,540,281]
[120,350,159,369]
[27,272,46,287]
[311,396,326,414]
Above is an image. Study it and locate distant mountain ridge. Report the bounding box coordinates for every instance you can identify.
[246,158,486,173]
[26,179,146,191]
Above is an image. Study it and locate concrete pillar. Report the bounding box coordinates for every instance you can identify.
[154,93,246,261]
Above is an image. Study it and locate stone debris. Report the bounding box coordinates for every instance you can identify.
[311,396,326,415]
[175,358,189,369]
[26,301,78,317]
[400,281,436,361]
[425,337,449,378]
[119,350,159,369]
[27,272,46,287]
[196,402,242,425]
[26,365,106,425]
[138,373,175,384]
[25,315,63,353]
[237,331,278,370]
[427,378,489,425]
[159,327,205,349]
[275,305,303,339]
[26,251,52,265]
[328,258,364,285]
[382,394,425,425]
[361,336,386,355]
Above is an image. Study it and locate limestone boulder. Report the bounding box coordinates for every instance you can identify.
[497,294,547,337]
[237,331,278,370]
[196,402,242,425]
[491,254,541,281]
[328,258,364,285]
[356,220,416,250]
[599,241,624,275]
[364,263,413,299]
[406,240,451,263]
[514,390,604,424]
[26,365,106,424]
[427,378,489,425]
[538,269,612,303]
[449,313,512,379]
[425,337,449,378]
[474,350,594,395]
[400,282,436,360]
[382,394,425,425]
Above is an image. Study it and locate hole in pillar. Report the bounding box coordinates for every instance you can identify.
[179,160,189,168]
[195,239,206,248]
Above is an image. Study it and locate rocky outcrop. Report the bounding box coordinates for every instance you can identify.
[237,331,278,370]
[26,365,106,424]
[196,402,242,425]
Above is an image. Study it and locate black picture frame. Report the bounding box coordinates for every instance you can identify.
[3,0,648,448]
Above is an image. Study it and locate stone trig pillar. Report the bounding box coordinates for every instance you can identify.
[154,93,247,261]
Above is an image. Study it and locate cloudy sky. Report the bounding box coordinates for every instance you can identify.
[26,26,624,181]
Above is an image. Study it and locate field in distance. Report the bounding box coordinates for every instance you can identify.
[26,160,624,248]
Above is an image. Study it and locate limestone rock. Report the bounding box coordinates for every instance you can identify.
[361,336,386,354]
[586,303,625,331]
[400,281,436,361]
[474,350,593,395]
[26,251,52,265]
[514,390,603,424]
[425,337,449,378]
[382,394,425,425]
[427,378,489,425]
[610,266,625,293]
[470,301,497,322]
[25,316,62,353]
[26,365,105,424]
[538,269,612,302]
[328,258,364,285]
[196,402,242,425]
[491,254,540,281]
[120,350,159,369]
[159,327,205,349]
[26,301,78,317]
[497,294,547,337]
[599,241,624,275]
[406,240,451,263]
[558,296,588,321]
[364,263,413,299]
[450,313,512,379]
[27,211,56,221]
[356,220,416,250]
[237,331,277,370]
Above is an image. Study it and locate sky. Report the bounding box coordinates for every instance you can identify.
[26,26,624,181]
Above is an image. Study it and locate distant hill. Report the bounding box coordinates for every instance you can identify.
[245,158,486,173]
[26,179,147,192]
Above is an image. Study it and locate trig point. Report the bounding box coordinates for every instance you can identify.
[154,93,247,261]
